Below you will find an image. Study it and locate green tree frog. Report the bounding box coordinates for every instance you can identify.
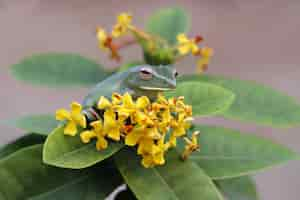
[82,65,178,122]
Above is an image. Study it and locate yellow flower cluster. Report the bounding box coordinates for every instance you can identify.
[176,33,214,74]
[55,93,200,168]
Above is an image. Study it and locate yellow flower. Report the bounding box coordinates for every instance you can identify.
[125,125,160,147]
[80,120,108,150]
[171,113,193,137]
[103,109,122,141]
[137,137,155,155]
[125,126,144,146]
[119,93,151,123]
[141,154,154,168]
[177,33,199,55]
[136,96,150,109]
[112,13,132,38]
[96,27,109,50]
[80,130,96,143]
[97,96,112,109]
[112,93,123,105]
[123,92,133,105]
[56,102,86,136]
[97,93,123,110]
[197,47,214,73]
[182,131,200,160]
[119,92,135,116]
[96,28,121,61]
[152,138,169,164]
[154,94,172,123]
[168,134,177,147]
[122,93,150,110]
[140,138,169,168]
[134,127,162,157]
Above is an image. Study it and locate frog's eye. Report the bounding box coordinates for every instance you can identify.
[174,71,179,78]
[139,68,153,80]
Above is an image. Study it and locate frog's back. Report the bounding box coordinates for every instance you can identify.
[82,71,129,107]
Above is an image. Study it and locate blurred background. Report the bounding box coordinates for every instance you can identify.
[0,0,299,199]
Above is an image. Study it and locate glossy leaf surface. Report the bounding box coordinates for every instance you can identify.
[216,176,259,200]
[179,75,300,127]
[3,114,58,135]
[190,125,299,179]
[11,53,110,87]
[115,148,223,200]
[43,126,123,169]
[0,134,45,159]
[166,81,235,116]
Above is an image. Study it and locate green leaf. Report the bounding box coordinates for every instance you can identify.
[3,114,58,135]
[29,176,97,200]
[216,176,259,200]
[146,7,189,44]
[29,167,122,200]
[165,81,235,116]
[190,125,299,179]
[0,144,121,200]
[43,125,123,169]
[179,75,300,127]
[11,53,111,87]
[0,134,45,159]
[0,145,87,199]
[115,148,223,200]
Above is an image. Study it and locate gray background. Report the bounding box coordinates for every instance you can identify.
[0,0,300,199]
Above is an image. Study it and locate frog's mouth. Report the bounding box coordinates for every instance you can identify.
[139,86,175,91]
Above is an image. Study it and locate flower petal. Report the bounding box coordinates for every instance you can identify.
[141,154,154,168]
[97,96,112,109]
[112,93,123,105]
[123,93,134,108]
[90,120,103,133]
[178,45,190,55]
[136,96,150,109]
[80,130,96,143]
[117,13,132,25]
[96,27,107,42]
[125,128,142,146]
[74,115,87,128]
[177,33,189,44]
[55,109,71,121]
[64,121,77,136]
[96,137,108,150]
[71,102,82,116]
[138,138,154,155]
[107,128,120,141]
[104,109,117,127]
[153,152,165,165]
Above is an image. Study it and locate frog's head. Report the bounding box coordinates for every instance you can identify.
[125,65,178,92]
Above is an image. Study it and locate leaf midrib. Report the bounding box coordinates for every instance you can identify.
[152,168,180,200]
